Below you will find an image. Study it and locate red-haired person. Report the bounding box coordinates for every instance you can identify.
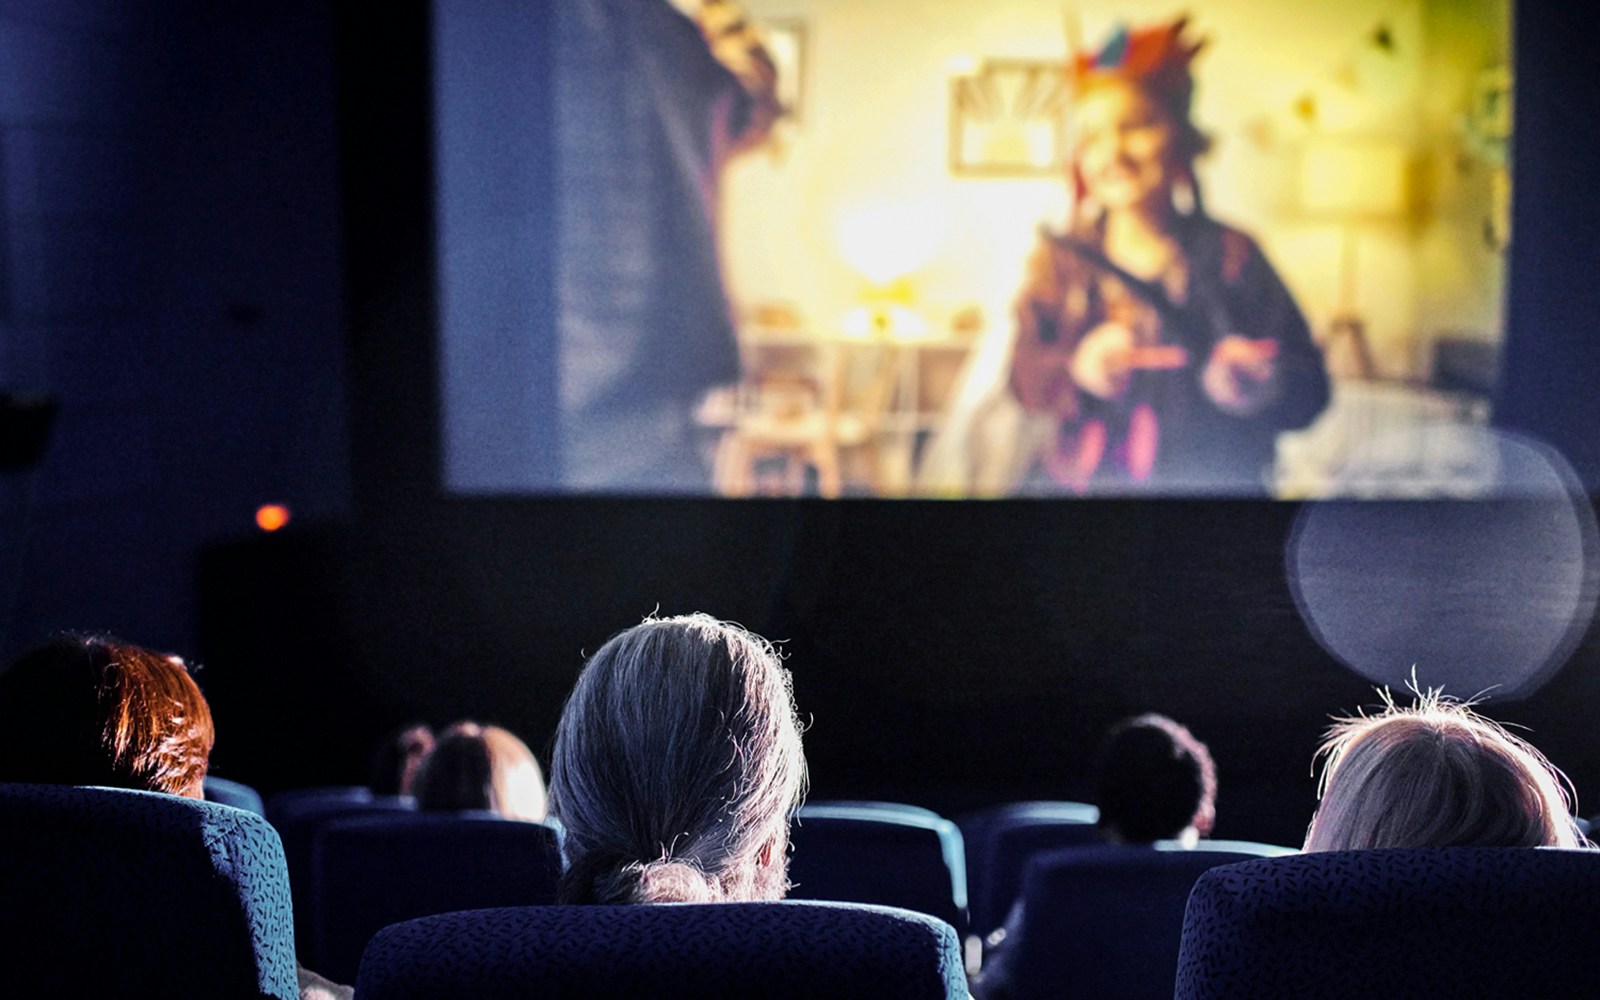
[1009,17,1329,493]
[0,636,354,1000]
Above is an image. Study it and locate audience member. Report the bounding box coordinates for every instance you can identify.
[974,712,1218,998]
[548,613,806,904]
[369,722,434,798]
[1093,712,1217,845]
[0,635,213,797]
[1303,690,1583,851]
[0,635,353,1000]
[412,720,548,822]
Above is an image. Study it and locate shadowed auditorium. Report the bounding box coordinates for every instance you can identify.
[2,0,1600,997]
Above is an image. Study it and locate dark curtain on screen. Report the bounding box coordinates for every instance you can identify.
[555,0,744,492]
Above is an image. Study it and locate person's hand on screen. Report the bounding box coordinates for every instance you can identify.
[1202,335,1281,415]
[1070,322,1188,399]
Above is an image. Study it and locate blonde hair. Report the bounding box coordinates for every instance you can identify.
[414,721,548,823]
[1304,689,1581,852]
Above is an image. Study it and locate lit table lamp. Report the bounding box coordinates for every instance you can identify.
[1299,139,1409,380]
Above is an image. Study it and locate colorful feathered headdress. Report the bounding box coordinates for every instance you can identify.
[1071,16,1206,118]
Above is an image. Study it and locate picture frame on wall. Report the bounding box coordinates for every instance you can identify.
[949,59,1069,176]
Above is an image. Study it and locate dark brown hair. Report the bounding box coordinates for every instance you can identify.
[1093,713,1217,843]
[0,636,214,798]
[413,721,547,822]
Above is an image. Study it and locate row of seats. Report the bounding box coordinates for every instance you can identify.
[3,782,966,999]
[16,780,1600,997]
[233,781,1294,993]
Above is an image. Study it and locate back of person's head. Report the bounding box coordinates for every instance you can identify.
[1092,712,1216,844]
[413,721,548,822]
[1304,690,1581,851]
[549,613,806,905]
[370,722,435,797]
[0,635,214,798]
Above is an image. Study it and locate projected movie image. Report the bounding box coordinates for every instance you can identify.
[439,0,1511,498]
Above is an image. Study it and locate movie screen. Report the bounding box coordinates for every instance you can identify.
[437,0,1512,498]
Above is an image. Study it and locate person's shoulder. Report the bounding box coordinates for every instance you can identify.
[1185,214,1266,285]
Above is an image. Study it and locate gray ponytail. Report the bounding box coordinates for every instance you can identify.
[550,614,807,904]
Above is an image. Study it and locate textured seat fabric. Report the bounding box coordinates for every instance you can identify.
[0,782,298,999]
[355,900,969,999]
[956,800,1102,937]
[265,786,413,965]
[205,775,267,815]
[787,802,969,932]
[1175,847,1600,1000]
[310,810,562,982]
[982,841,1294,1000]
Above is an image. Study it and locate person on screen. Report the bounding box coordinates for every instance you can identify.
[1007,17,1329,494]
[548,613,806,903]
[1302,689,1583,851]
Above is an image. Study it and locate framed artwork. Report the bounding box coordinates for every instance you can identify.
[949,59,1069,176]
[765,20,806,123]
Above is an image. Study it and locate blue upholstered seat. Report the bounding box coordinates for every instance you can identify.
[264,784,413,965]
[309,810,562,982]
[1175,846,1600,1000]
[956,800,1102,937]
[205,774,267,815]
[981,840,1294,1000]
[354,900,969,999]
[787,801,969,932]
[0,782,298,998]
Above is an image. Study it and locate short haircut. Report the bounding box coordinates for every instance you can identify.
[1092,713,1217,843]
[1304,690,1580,851]
[549,614,806,904]
[413,721,547,822]
[0,635,214,798]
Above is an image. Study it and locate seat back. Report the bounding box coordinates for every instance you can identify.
[787,802,968,932]
[0,782,298,998]
[309,811,562,982]
[958,800,1102,936]
[1176,847,1600,1000]
[355,900,968,1000]
[996,841,1294,1000]
[205,775,266,815]
[265,785,413,963]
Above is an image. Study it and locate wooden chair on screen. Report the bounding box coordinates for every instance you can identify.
[713,326,897,497]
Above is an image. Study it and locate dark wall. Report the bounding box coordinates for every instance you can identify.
[199,496,1600,847]
[0,1,350,661]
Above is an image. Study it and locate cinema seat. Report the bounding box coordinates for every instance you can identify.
[985,840,1294,1000]
[308,810,562,982]
[0,782,298,998]
[265,785,414,966]
[956,800,1102,937]
[786,801,968,932]
[1175,847,1600,999]
[204,775,266,815]
[355,901,968,999]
